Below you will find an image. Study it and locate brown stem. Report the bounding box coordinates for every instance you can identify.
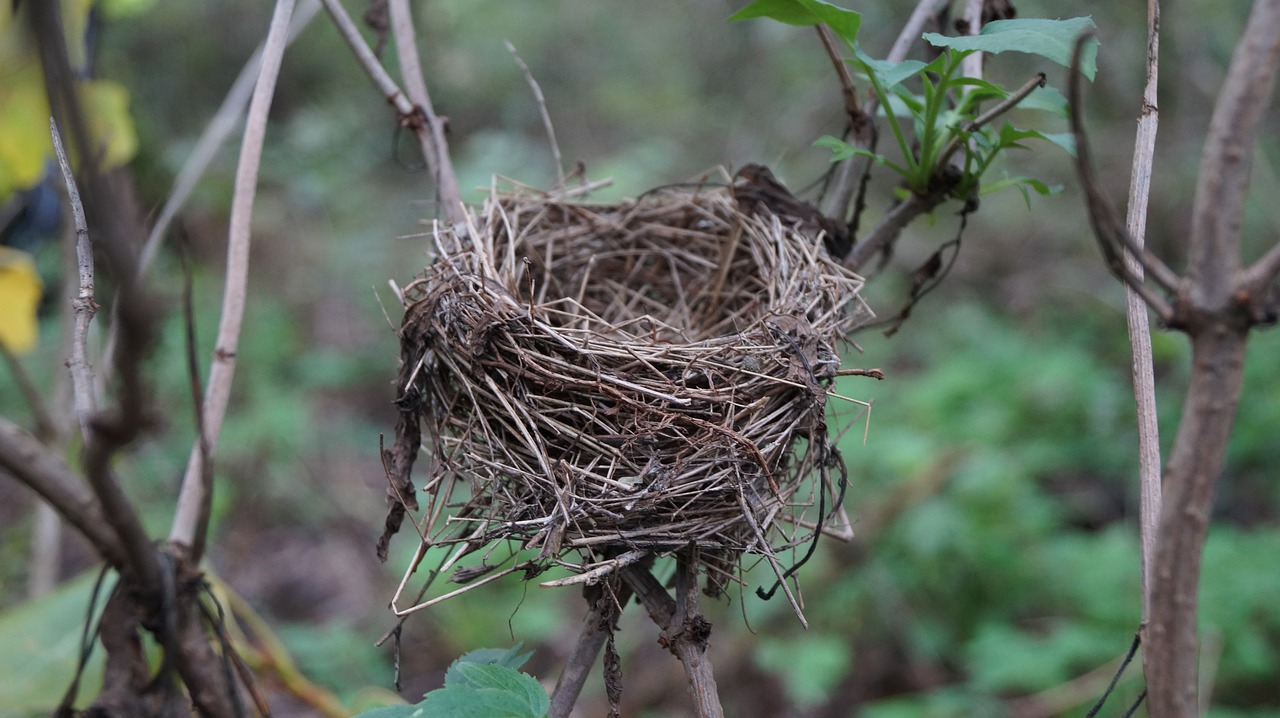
[1146,327,1248,716]
[549,581,635,718]
[843,188,949,272]
[1068,35,1177,322]
[1124,0,1162,657]
[1186,0,1280,311]
[622,562,724,718]
[1145,0,1280,713]
[387,0,466,224]
[0,417,126,567]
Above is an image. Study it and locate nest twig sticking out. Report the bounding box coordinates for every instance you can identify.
[382,178,873,618]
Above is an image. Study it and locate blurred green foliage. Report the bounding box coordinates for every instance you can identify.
[1,0,1278,716]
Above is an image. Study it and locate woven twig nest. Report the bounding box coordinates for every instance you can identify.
[381,172,873,612]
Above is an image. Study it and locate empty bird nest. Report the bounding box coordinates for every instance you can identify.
[379,169,876,617]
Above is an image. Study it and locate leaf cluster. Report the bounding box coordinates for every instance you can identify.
[731,0,1097,205]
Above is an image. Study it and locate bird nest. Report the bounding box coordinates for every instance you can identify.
[380,175,874,615]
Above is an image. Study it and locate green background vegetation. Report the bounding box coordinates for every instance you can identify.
[2,0,1278,716]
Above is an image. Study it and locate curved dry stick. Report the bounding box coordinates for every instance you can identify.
[48,120,162,597]
[506,41,565,189]
[1068,35,1176,323]
[1123,0,1163,648]
[548,581,635,718]
[170,0,297,559]
[887,0,948,63]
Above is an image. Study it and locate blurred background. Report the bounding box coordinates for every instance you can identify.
[1,0,1278,716]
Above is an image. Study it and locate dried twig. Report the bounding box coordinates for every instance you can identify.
[548,580,635,718]
[1068,35,1176,323]
[50,119,98,440]
[135,0,320,281]
[386,0,465,223]
[1123,0,1163,648]
[506,41,565,189]
[170,0,296,559]
[888,0,948,63]
[0,417,125,567]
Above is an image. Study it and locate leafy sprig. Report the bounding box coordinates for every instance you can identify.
[731,0,1098,204]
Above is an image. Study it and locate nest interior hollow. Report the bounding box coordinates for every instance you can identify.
[386,180,872,596]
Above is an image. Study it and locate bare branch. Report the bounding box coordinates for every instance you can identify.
[50,119,98,441]
[549,581,635,718]
[320,0,416,116]
[843,188,948,272]
[887,0,948,63]
[170,0,296,559]
[1068,34,1177,323]
[318,0,465,224]
[0,417,125,568]
[961,0,984,83]
[505,41,565,189]
[136,0,320,281]
[816,25,862,124]
[387,0,466,224]
[1123,0,1163,646]
[1188,0,1280,309]
[622,563,724,718]
[1241,240,1280,297]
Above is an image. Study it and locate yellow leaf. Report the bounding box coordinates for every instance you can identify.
[0,246,43,354]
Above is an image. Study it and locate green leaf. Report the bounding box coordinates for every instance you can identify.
[423,663,549,718]
[923,17,1099,80]
[1017,85,1069,117]
[981,174,1063,208]
[445,644,532,687]
[729,0,860,44]
[351,706,421,718]
[814,135,903,173]
[851,51,927,90]
[0,572,107,713]
[993,124,1075,157]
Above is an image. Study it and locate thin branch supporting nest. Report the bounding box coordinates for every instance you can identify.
[381,180,873,618]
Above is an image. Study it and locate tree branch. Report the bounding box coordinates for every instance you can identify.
[843,188,949,272]
[170,0,296,560]
[887,0,948,64]
[0,417,126,568]
[1145,1,1280,714]
[622,561,724,718]
[1240,239,1280,301]
[1187,0,1280,310]
[49,119,99,441]
[549,581,634,718]
[1068,34,1177,323]
[1146,329,1249,717]
[386,0,466,224]
[1123,0,1163,654]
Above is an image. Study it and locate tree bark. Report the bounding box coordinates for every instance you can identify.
[1145,324,1249,716]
